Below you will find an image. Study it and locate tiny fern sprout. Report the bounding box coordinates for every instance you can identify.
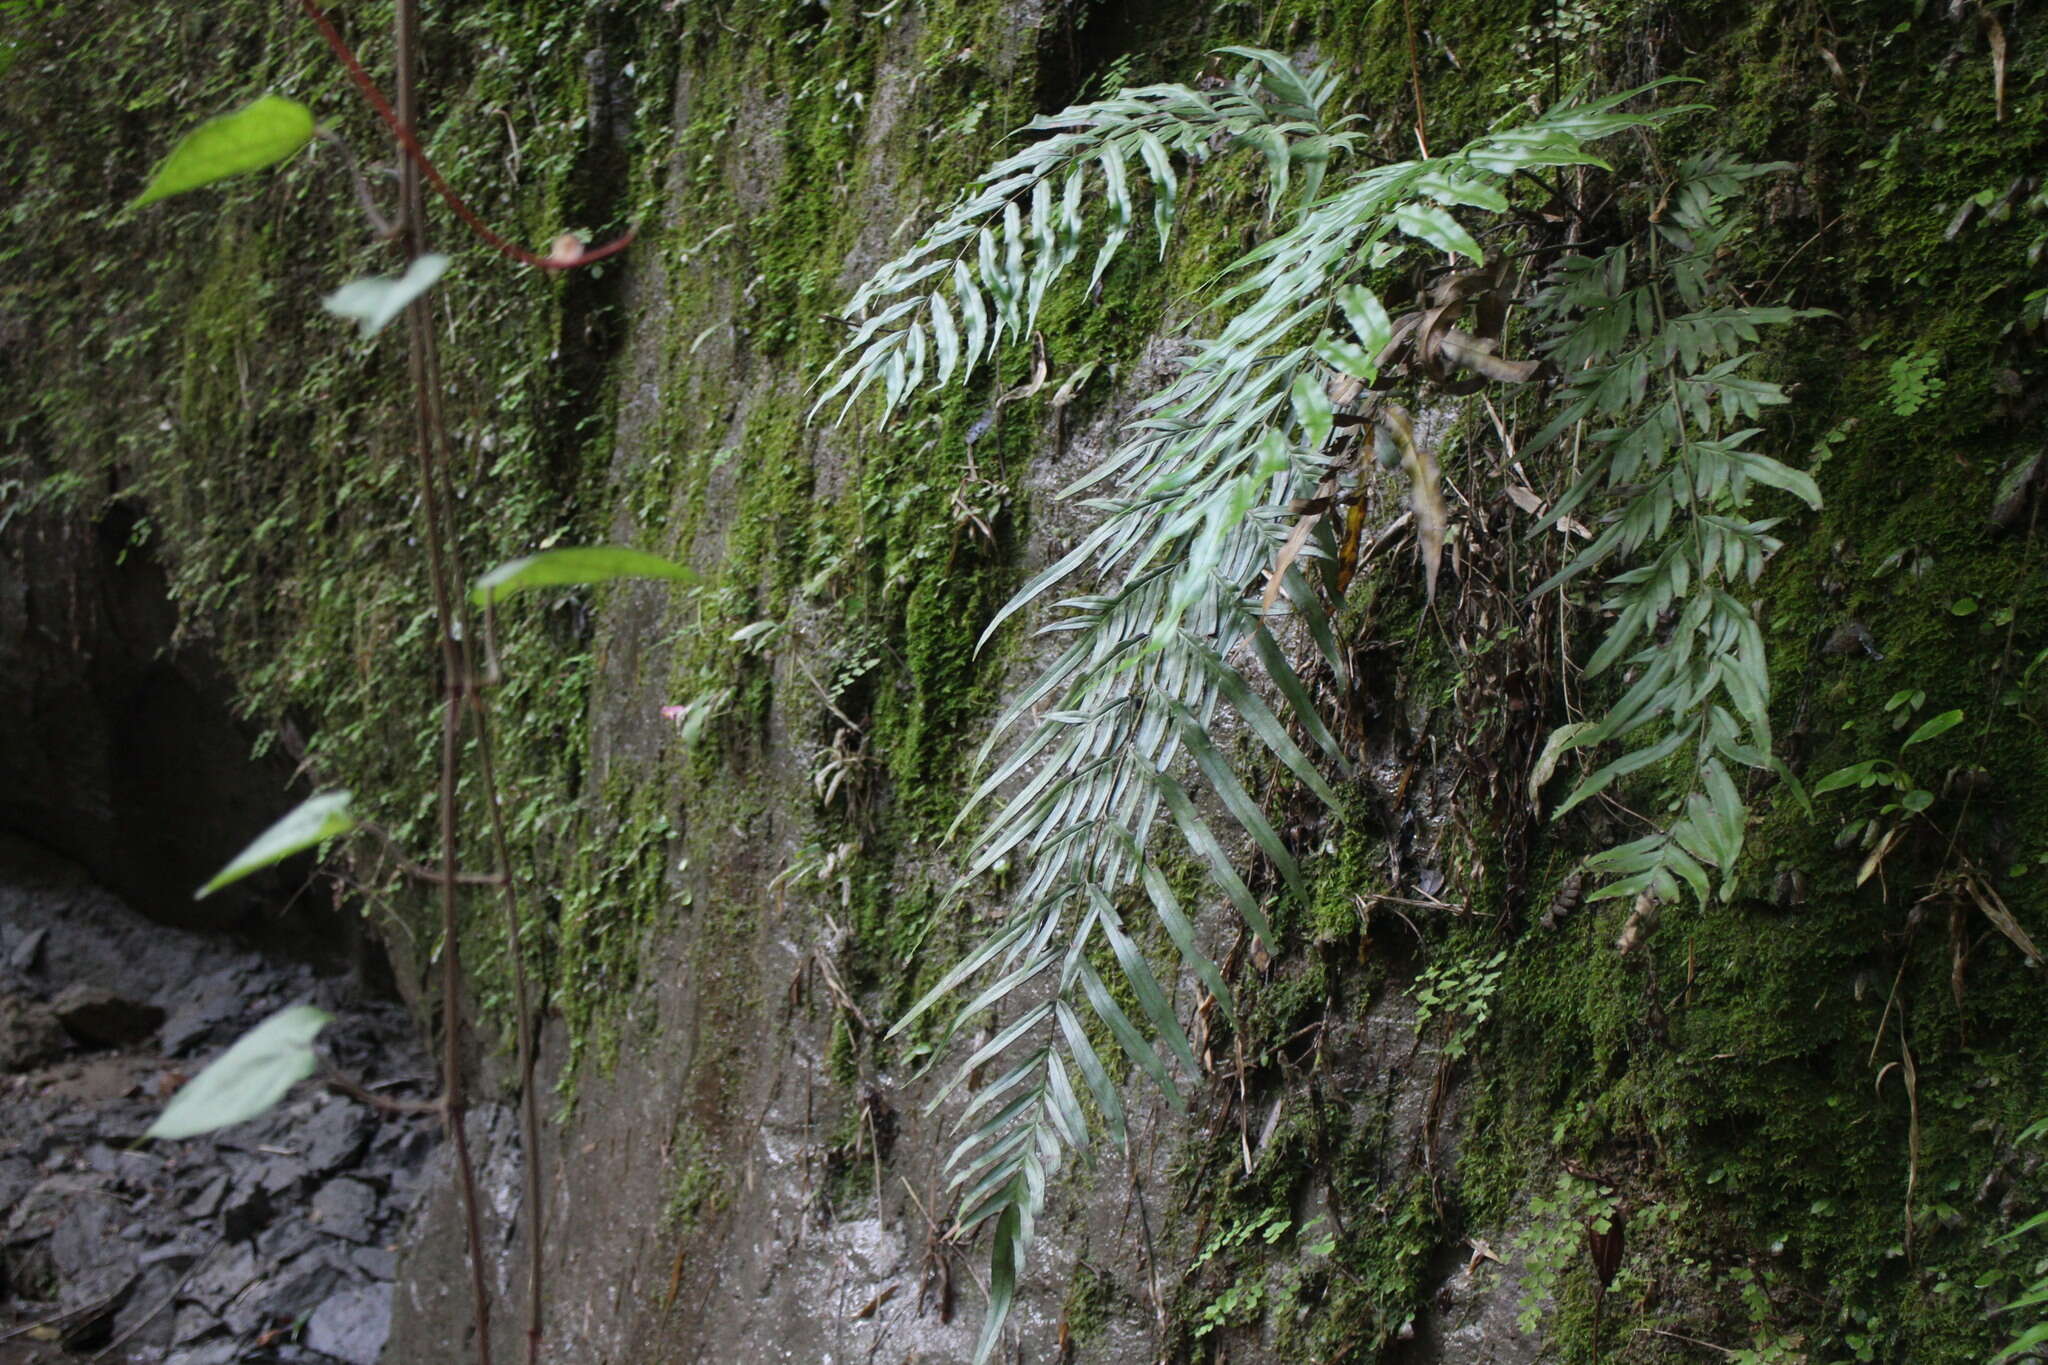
[820,51,1814,1360]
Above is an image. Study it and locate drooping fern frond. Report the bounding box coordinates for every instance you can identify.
[811,48,1358,423]
[820,57,1698,1362]
[1528,153,1828,909]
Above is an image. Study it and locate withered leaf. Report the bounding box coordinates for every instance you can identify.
[1378,405,1447,603]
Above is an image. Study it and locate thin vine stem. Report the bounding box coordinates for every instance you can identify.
[392,0,492,1358]
[293,0,634,272]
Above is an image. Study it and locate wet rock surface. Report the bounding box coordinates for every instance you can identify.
[0,839,436,1364]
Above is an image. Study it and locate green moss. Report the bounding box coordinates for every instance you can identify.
[658,1116,726,1237]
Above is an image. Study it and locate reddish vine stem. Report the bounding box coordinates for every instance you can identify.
[293,0,634,271]
[297,0,573,1352]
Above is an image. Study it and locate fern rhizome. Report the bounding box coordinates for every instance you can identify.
[816,49,1822,1359]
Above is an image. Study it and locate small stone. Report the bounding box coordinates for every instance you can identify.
[172,1304,219,1344]
[0,1154,36,1212]
[141,1240,203,1270]
[185,1172,229,1218]
[257,1218,320,1264]
[257,1155,311,1198]
[49,1191,123,1280]
[220,1279,270,1337]
[165,1335,239,1364]
[184,1242,258,1312]
[267,1246,346,1321]
[297,1099,372,1175]
[302,1282,392,1365]
[50,983,165,1048]
[109,1259,183,1352]
[308,1176,380,1244]
[159,997,233,1057]
[351,1244,397,1280]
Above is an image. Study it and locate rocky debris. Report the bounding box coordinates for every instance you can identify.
[0,847,437,1364]
[304,1283,394,1365]
[49,984,165,1047]
[0,993,66,1070]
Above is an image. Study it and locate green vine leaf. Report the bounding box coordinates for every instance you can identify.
[471,545,701,607]
[322,254,450,338]
[1392,201,1485,262]
[130,95,315,209]
[195,790,355,899]
[145,1004,333,1140]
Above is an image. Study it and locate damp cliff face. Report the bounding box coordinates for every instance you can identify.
[5,2,2047,1362]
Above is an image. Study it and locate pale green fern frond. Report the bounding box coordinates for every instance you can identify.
[812,47,1358,424]
[823,61,1704,1362]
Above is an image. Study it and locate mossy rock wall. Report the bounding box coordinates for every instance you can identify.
[4,1,2045,1361]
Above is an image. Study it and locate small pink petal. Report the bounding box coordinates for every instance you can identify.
[659,706,687,720]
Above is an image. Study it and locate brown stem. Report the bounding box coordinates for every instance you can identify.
[436,688,493,1364]
[321,1067,443,1116]
[390,38,547,1359]
[471,703,546,1365]
[391,1,492,1359]
[361,821,506,886]
[1401,0,1429,156]
[293,0,635,272]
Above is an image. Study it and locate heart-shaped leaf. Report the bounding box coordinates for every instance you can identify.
[131,96,315,209]
[146,1005,333,1140]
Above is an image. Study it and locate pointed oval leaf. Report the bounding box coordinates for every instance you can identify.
[196,791,354,899]
[146,1004,333,1139]
[322,254,451,339]
[1901,708,1964,750]
[1530,721,1598,799]
[472,545,700,607]
[131,96,315,209]
[1291,372,1333,450]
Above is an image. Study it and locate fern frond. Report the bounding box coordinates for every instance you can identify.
[824,62,1705,1363]
[812,47,1357,424]
[1532,153,1827,906]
